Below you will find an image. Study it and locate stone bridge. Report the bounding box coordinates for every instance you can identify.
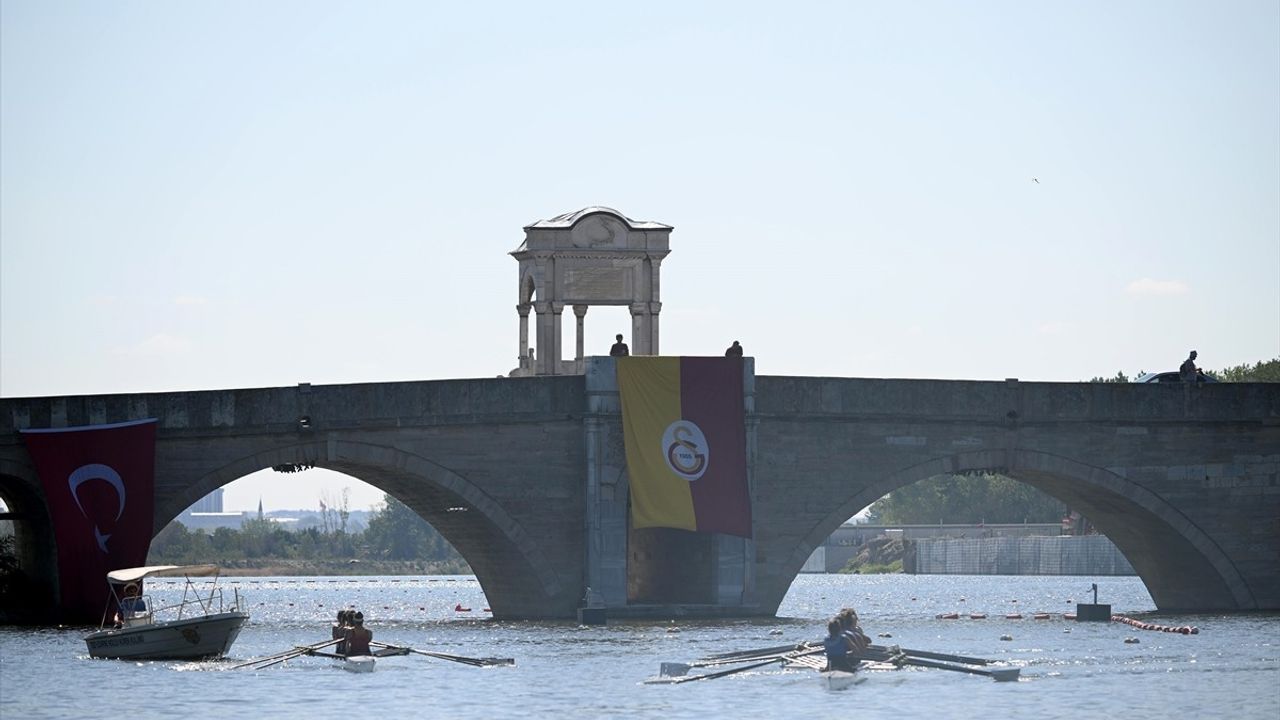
[2,358,1277,620]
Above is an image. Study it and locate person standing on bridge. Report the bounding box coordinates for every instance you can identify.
[1180,350,1199,382]
[610,334,629,357]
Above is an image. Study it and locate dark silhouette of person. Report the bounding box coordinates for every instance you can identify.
[1180,350,1198,382]
[610,334,629,357]
[344,611,372,656]
[822,619,857,673]
[332,609,351,654]
[725,340,743,357]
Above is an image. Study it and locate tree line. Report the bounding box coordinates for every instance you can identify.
[1089,357,1280,383]
[148,493,467,571]
[864,472,1066,526]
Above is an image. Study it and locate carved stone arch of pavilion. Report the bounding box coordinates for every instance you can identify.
[510,207,672,377]
[773,448,1254,613]
[174,440,568,619]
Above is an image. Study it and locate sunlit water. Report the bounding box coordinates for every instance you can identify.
[2,574,1277,719]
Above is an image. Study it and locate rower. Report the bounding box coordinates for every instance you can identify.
[823,619,858,673]
[332,610,350,654]
[837,607,870,653]
[344,611,373,656]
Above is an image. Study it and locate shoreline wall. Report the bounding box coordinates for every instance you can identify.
[907,535,1136,575]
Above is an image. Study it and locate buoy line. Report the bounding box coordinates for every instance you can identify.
[1111,614,1199,634]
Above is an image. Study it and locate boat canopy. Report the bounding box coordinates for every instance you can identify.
[107,565,221,584]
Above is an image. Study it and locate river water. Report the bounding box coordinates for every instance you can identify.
[1,574,1277,719]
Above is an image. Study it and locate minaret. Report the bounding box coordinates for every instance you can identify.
[257,497,264,520]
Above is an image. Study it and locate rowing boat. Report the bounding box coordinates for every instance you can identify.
[335,656,376,673]
[819,670,865,691]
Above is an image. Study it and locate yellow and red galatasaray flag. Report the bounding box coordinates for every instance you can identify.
[617,356,752,538]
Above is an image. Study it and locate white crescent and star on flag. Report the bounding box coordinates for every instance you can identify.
[67,463,127,554]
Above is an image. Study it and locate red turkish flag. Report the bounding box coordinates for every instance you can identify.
[20,419,157,623]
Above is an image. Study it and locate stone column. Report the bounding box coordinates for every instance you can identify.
[533,301,553,375]
[551,302,565,374]
[573,305,588,373]
[647,301,662,356]
[630,302,648,355]
[517,303,531,370]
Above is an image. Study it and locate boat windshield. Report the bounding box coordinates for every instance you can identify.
[101,565,240,628]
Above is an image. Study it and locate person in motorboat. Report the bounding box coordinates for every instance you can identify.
[823,619,859,673]
[344,611,373,656]
[112,582,148,627]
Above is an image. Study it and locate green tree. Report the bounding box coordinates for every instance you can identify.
[866,473,1066,525]
[150,520,194,561]
[1213,358,1280,382]
[212,525,245,558]
[1088,371,1131,383]
[363,494,462,562]
[1090,357,1279,383]
[147,493,468,570]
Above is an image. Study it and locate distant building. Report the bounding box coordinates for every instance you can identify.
[189,488,224,513]
[171,490,372,533]
[175,489,244,531]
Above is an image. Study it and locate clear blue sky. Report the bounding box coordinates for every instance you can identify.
[3,2,1277,511]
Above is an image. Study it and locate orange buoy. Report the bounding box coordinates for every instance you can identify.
[1033,613,1050,620]
[1005,613,1023,619]
[1064,613,1077,620]
[969,613,988,619]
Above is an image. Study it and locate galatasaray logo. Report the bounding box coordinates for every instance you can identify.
[662,421,709,481]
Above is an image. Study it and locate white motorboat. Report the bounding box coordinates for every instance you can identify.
[84,564,248,660]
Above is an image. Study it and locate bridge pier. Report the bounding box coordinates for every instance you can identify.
[582,358,759,617]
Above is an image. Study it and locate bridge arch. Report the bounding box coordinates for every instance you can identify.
[0,460,58,612]
[779,449,1255,612]
[169,440,566,619]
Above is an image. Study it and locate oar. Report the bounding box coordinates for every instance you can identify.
[245,646,330,671]
[304,649,348,660]
[700,642,992,667]
[899,657,1019,682]
[232,638,344,670]
[647,656,783,685]
[664,646,824,676]
[854,651,1020,682]
[867,644,993,666]
[369,641,514,667]
[698,642,811,662]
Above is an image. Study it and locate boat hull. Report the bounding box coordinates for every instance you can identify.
[820,670,865,691]
[336,656,377,673]
[85,611,249,660]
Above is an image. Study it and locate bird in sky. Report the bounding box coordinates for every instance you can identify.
[1032,177,1040,184]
